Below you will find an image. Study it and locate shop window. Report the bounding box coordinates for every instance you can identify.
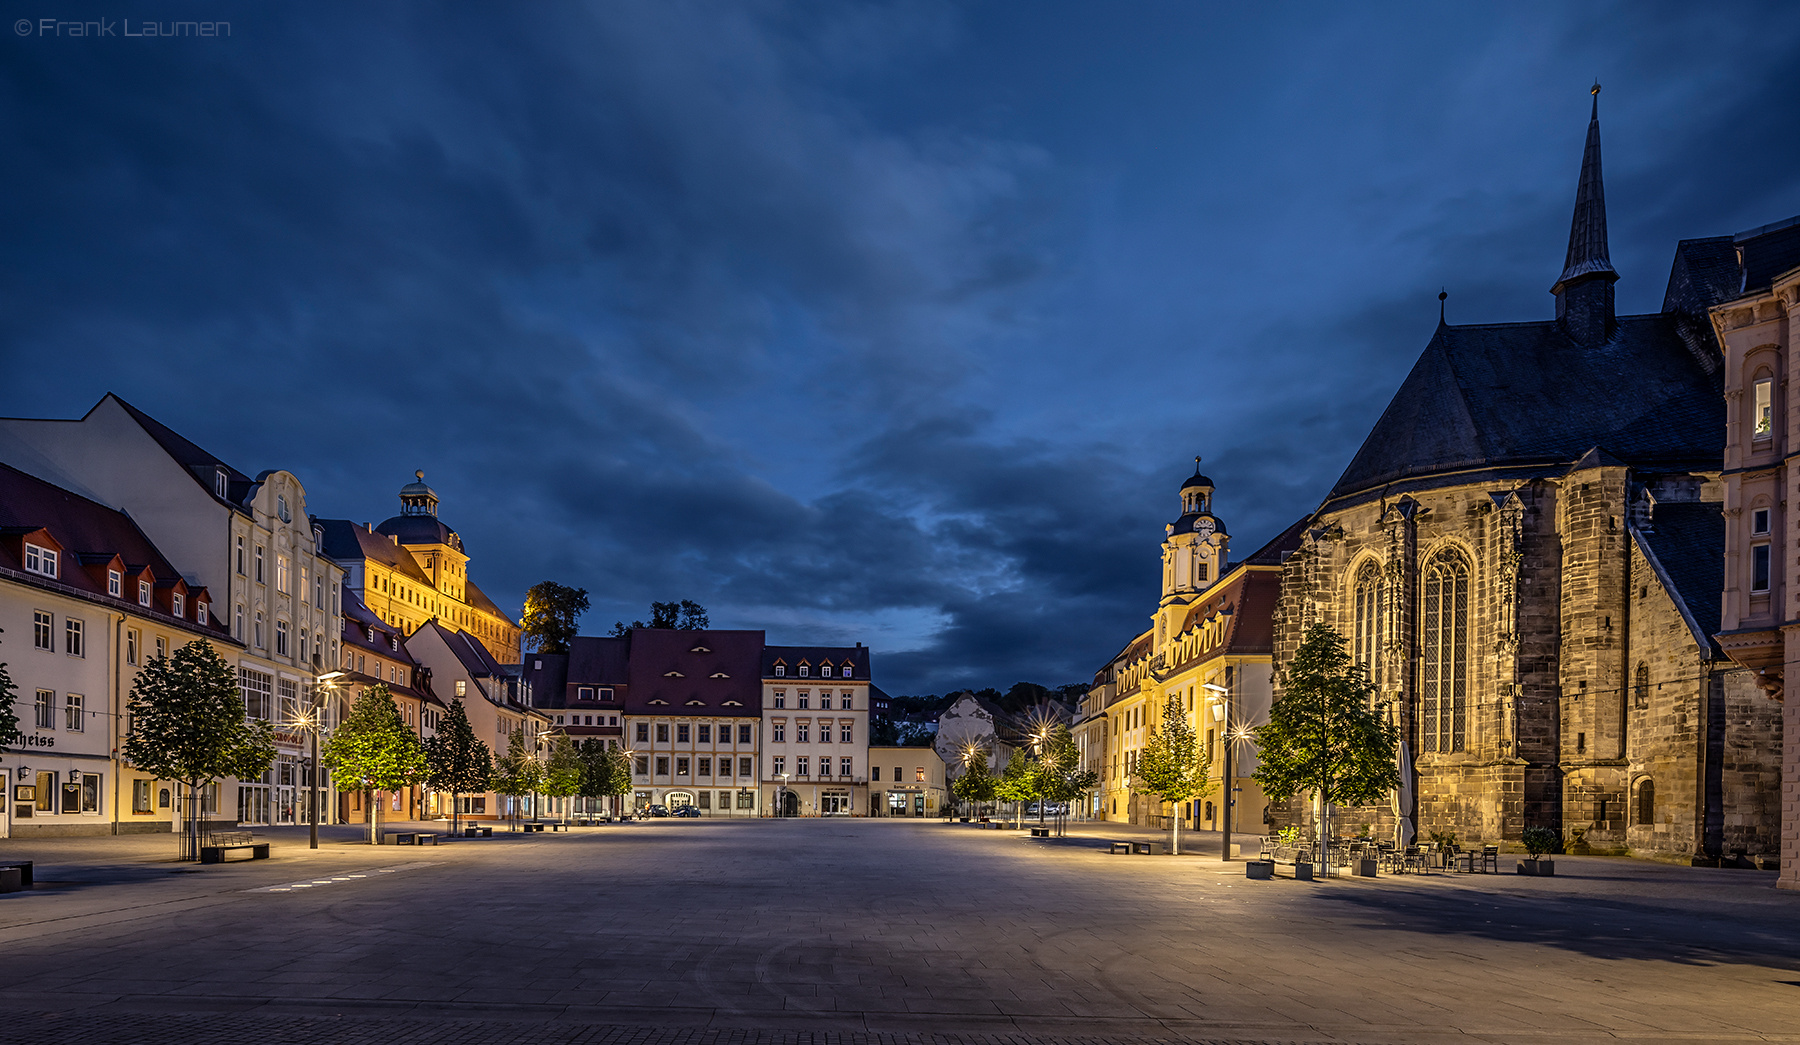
[133,779,153,814]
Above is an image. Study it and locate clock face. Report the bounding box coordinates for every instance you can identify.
[1193,516,1216,538]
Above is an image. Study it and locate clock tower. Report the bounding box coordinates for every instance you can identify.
[1161,458,1229,605]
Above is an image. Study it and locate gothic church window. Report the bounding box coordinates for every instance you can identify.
[1352,562,1385,688]
[1420,550,1469,753]
[1633,663,1650,710]
[1634,778,1655,826]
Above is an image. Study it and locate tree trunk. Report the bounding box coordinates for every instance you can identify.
[1171,800,1181,855]
[370,790,380,845]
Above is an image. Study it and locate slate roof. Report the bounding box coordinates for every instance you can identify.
[762,644,870,679]
[624,628,765,716]
[315,519,436,585]
[1737,216,1800,294]
[1634,503,1725,654]
[465,580,512,622]
[0,462,234,641]
[375,513,461,549]
[1234,516,1309,568]
[338,586,439,706]
[1324,313,1724,509]
[110,395,258,510]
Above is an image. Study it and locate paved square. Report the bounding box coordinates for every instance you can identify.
[0,820,1796,1045]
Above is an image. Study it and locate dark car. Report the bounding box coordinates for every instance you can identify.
[641,804,670,818]
[672,806,702,818]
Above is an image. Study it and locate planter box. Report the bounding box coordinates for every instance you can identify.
[1245,860,1274,880]
[1518,858,1554,876]
[1355,858,1379,878]
[1293,862,1314,881]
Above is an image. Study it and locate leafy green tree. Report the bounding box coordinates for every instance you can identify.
[424,698,491,833]
[1255,622,1400,865]
[995,748,1036,826]
[543,733,583,815]
[1130,695,1215,854]
[577,741,634,817]
[323,683,429,844]
[0,627,23,749]
[520,581,590,654]
[610,599,709,636]
[491,728,544,829]
[1037,723,1098,823]
[122,640,276,860]
[950,749,996,817]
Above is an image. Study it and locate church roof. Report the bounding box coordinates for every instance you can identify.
[1633,503,1724,655]
[1323,313,1723,509]
[1552,90,1617,295]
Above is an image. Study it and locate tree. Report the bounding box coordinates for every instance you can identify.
[520,581,590,654]
[1037,724,1098,827]
[950,749,996,818]
[122,640,276,860]
[610,599,708,635]
[1130,695,1215,855]
[995,748,1036,826]
[578,740,633,817]
[542,733,584,815]
[424,698,491,833]
[1254,622,1401,867]
[323,683,429,844]
[491,728,543,829]
[0,627,23,750]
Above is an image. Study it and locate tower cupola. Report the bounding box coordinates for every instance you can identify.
[1179,457,1214,515]
[399,469,439,517]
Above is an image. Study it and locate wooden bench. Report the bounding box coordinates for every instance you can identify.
[385,832,440,846]
[463,826,494,838]
[200,832,269,864]
[523,823,546,833]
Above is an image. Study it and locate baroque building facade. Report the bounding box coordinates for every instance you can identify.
[1269,92,1783,861]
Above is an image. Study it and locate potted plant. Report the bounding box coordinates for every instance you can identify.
[1518,826,1559,875]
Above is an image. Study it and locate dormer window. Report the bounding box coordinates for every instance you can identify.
[172,593,185,618]
[798,664,810,677]
[107,570,121,596]
[578,686,595,700]
[276,495,291,523]
[365,626,375,642]
[820,665,833,678]
[215,469,228,499]
[774,664,785,677]
[23,544,57,579]
[197,601,209,626]
[138,580,152,607]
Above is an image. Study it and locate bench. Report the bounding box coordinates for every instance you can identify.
[463,826,493,838]
[548,823,567,832]
[385,832,440,846]
[200,832,269,864]
[1132,841,1165,856]
[0,861,33,891]
[1030,827,1050,837]
[523,823,545,833]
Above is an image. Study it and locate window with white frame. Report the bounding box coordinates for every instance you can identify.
[841,757,852,777]
[65,618,83,657]
[772,721,786,742]
[773,664,785,677]
[796,756,809,776]
[107,569,122,597]
[138,579,151,607]
[197,601,208,626]
[126,628,139,665]
[236,535,245,574]
[275,620,289,657]
[255,546,264,584]
[772,755,785,775]
[35,689,54,728]
[1755,377,1774,437]
[798,664,809,677]
[1753,508,1772,535]
[172,593,184,619]
[23,543,57,578]
[154,636,167,659]
[33,611,52,650]
[216,469,229,499]
[578,686,594,700]
[254,611,265,649]
[276,555,290,595]
[239,668,273,719]
[773,691,785,708]
[840,722,853,743]
[65,693,84,731]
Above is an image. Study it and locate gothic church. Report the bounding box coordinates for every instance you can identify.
[1270,91,1783,860]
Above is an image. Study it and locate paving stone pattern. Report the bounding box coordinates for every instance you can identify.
[0,820,1796,1045]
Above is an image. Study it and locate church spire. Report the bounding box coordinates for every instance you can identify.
[1551,84,1618,344]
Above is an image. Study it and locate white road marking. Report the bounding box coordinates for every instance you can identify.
[251,862,437,893]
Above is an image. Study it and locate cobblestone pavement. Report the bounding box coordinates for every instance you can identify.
[0,819,1795,1045]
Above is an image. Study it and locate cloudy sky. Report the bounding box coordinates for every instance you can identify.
[4,2,1798,695]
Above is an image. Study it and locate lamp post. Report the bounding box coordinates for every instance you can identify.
[309,671,346,850]
[777,772,790,818]
[1203,682,1232,861]
[960,743,983,819]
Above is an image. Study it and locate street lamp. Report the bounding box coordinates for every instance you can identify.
[1203,682,1232,861]
[309,671,347,850]
[959,743,984,820]
[777,772,790,818]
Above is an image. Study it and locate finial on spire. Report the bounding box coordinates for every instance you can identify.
[1551,84,1618,343]
[415,469,425,481]
[1439,289,1448,323]
[1194,454,1202,468]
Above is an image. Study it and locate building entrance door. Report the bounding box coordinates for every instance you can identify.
[666,791,694,810]
[779,790,799,817]
[820,793,848,815]
[887,791,908,816]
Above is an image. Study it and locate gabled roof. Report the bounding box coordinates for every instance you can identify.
[1233,516,1309,569]
[0,462,233,641]
[107,394,256,510]
[1633,503,1725,656]
[465,580,514,623]
[624,628,764,716]
[1324,313,1723,509]
[315,519,436,586]
[762,644,870,678]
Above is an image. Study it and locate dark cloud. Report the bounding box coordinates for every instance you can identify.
[3,2,1798,694]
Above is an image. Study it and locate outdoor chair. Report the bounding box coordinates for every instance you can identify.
[1478,845,1500,873]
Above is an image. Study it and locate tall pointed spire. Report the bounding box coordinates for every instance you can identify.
[1551,84,1618,344]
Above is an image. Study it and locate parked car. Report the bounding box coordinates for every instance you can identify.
[672,806,702,818]
[1024,802,1070,817]
[641,804,670,818]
